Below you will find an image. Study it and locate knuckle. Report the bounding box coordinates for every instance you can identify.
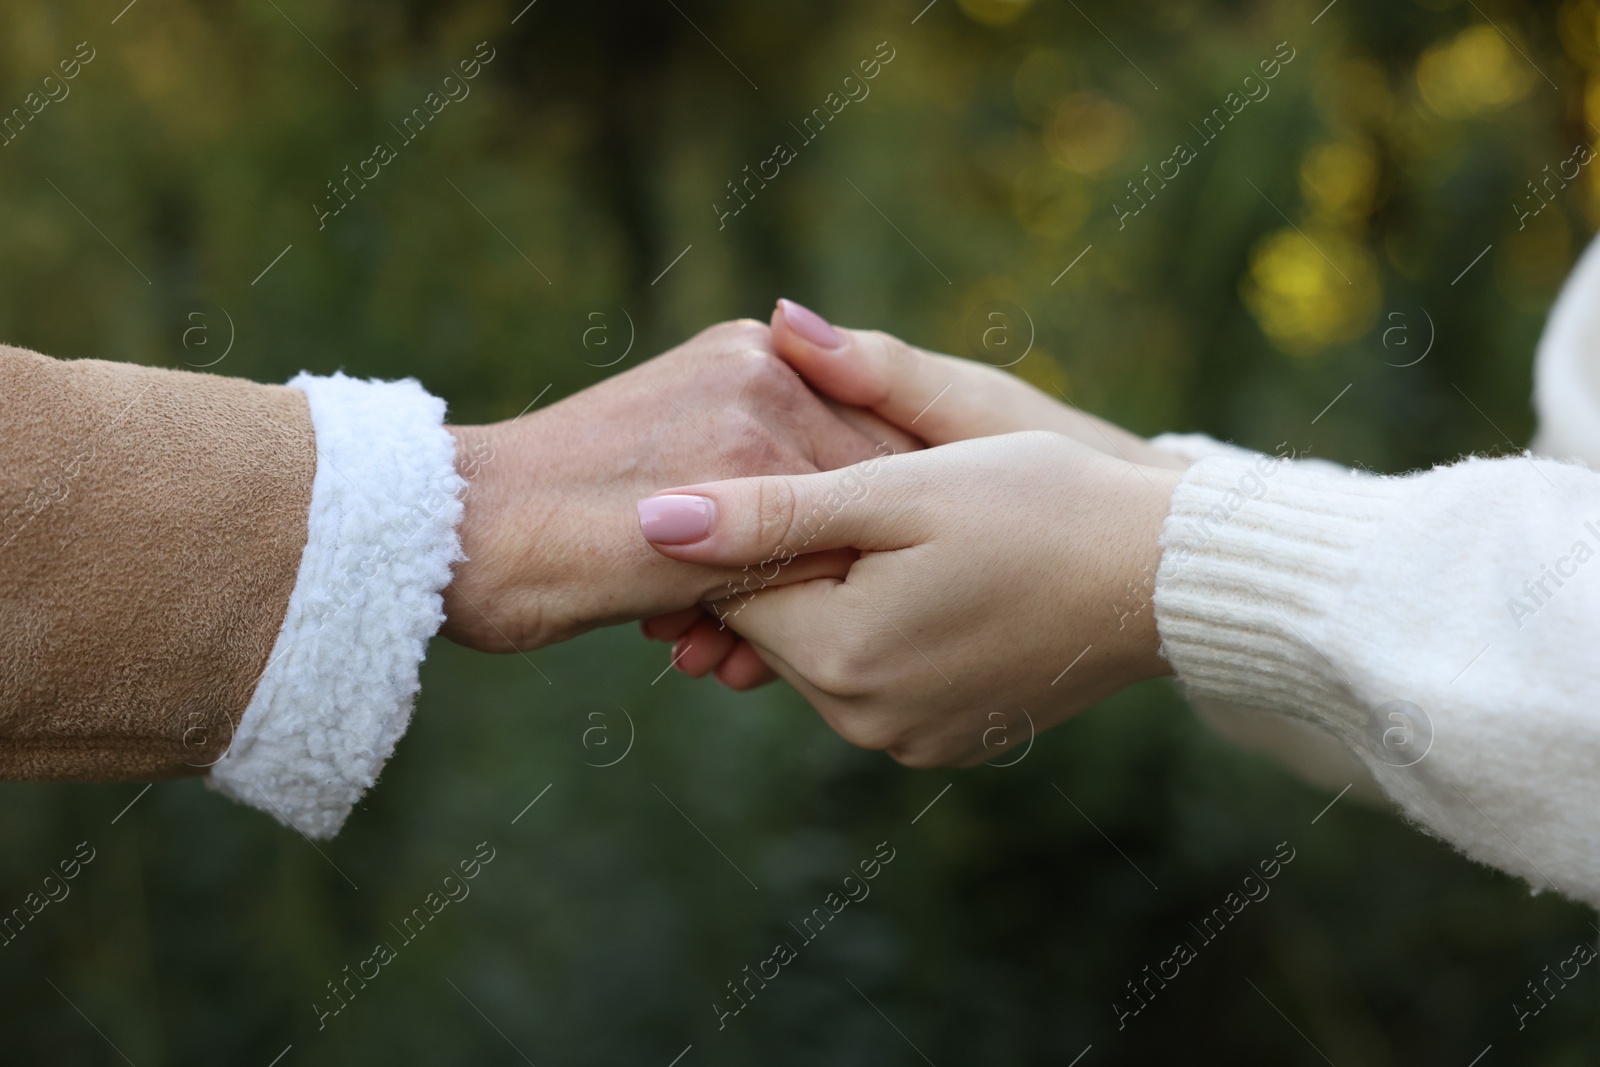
[737,348,801,400]
[865,328,909,367]
[695,319,772,361]
[799,633,878,699]
[835,710,901,753]
[854,331,910,404]
[708,406,793,474]
[752,477,800,556]
[721,316,769,335]
[695,334,805,409]
[866,328,904,353]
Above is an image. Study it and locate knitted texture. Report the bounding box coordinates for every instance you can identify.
[209,372,464,839]
[1154,447,1600,906]
[1148,433,1381,799]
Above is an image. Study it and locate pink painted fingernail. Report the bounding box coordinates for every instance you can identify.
[778,298,844,349]
[637,494,717,544]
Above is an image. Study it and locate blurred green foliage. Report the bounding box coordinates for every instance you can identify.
[1,0,1597,1062]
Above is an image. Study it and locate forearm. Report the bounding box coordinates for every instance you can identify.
[0,344,467,841]
[0,343,315,778]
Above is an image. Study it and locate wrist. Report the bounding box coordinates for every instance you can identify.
[440,421,524,651]
[442,409,627,652]
[1110,463,1182,684]
[1141,443,1195,472]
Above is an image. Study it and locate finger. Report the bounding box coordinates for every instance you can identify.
[704,577,848,673]
[641,607,702,642]
[649,551,851,654]
[707,545,858,609]
[772,299,1160,461]
[793,393,915,475]
[772,298,1025,444]
[711,596,928,761]
[714,583,912,756]
[636,453,928,566]
[714,640,777,690]
[671,617,738,678]
[817,396,923,457]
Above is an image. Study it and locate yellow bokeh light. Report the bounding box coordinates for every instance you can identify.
[1300,139,1381,222]
[1583,74,1600,134]
[1242,228,1382,356]
[1417,24,1537,119]
[1045,92,1137,175]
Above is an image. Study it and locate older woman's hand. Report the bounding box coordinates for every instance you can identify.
[442,320,914,652]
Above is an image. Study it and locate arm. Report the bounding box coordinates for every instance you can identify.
[0,343,316,782]
[1,321,911,838]
[642,433,1600,907]
[1156,446,1600,905]
[640,302,1600,908]
[647,302,1377,798]
[0,342,464,841]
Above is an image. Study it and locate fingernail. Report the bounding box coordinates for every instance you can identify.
[777,298,844,349]
[637,494,717,544]
[672,637,692,671]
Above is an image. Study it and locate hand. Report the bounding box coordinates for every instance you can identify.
[440,320,915,654]
[636,432,1181,767]
[640,298,1188,685]
[765,297,1189,467]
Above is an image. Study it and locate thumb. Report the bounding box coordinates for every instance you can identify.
[770,298,1047,446]
[635,451,925,567]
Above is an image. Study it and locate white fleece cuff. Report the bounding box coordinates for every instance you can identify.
[208,372,465,839]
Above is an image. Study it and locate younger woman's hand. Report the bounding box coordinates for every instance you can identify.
[636,432,1180,767]
[639,299,1188,688]
[768,297,1190,469]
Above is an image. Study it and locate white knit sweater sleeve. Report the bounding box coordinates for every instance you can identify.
[1148,433,1386,801]
[207,372,465,840]
[1148,229,1600,905]
[1153,446,1600,905]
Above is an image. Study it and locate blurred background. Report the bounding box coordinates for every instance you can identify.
[2,0,1597,1062]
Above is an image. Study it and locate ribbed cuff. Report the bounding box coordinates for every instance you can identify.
[1153,451,1402,753]
[208,372,465,839]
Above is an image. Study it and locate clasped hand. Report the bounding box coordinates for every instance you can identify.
[443,301,1185,767]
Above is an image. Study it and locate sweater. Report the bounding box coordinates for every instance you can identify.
[1151,232,1600,909]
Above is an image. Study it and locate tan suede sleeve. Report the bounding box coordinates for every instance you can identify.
[0,343,316,780]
